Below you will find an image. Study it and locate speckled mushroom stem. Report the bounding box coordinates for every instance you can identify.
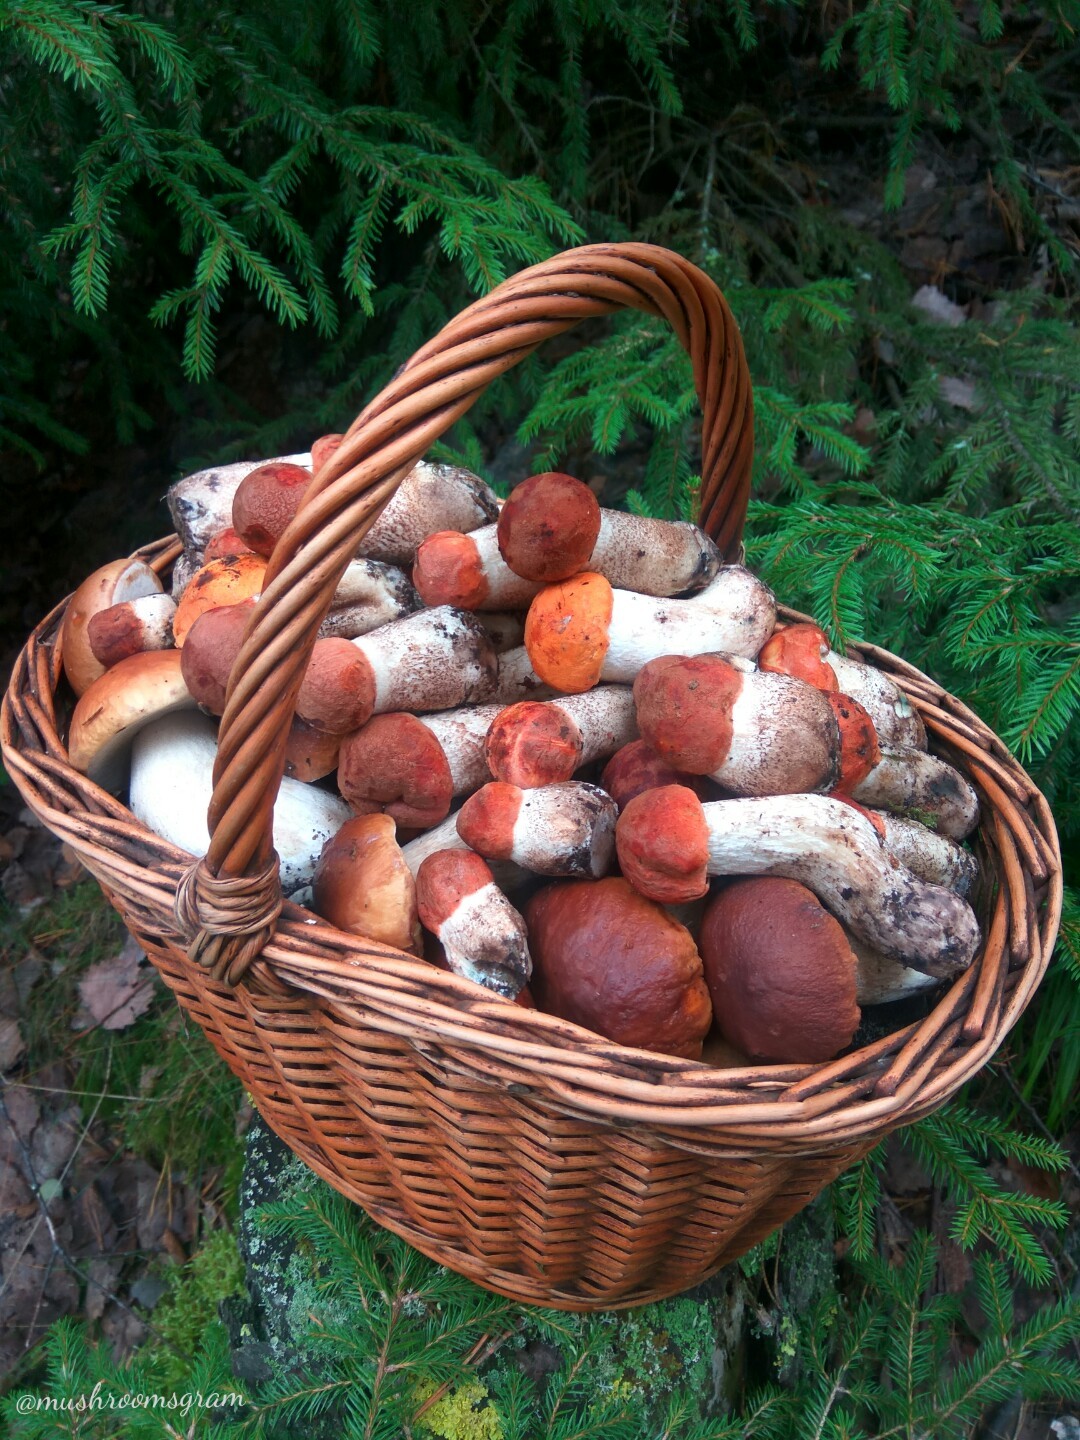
[488,646,558,704]
[616,786,981,977]
[350,605,499,716]
[337,703,504,827]
[457,780,618,878]
[851,746,980,840]
[875,811,978,895]
[88,593,177,670]
[416,849,531,997]
[314,558,422,640]
[485,686,638,787]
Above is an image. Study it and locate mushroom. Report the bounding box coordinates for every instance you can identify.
[167,453,311,552]
[633,653,841,796]
[524,566,776,693]
[310,433,344,471]
[524,877,713,1059]
[469,611,526,654]
[179,600,255,715]
[346,605,499,717]
[875,811,979,894]
[758,623,927,749]
[415,849,531,996]
[232,460,314,555]
[456,780,617,878]
[316,558,422,639]
[488,646,557,704]
[484,687,637,788]
[599,739,709,811]
[699,877,861,1063]
[172,553,267,647]
[68,649,196,791]
[283,719,341,783]
[337,704,503,827]
[203,526,257,562]
[824,692,882,794]
[413,527,543,610]
[297,638,379,735]
[128,710,350,897]
[497,471,721,594]
[87,593,177,671]
[615,786,981,977]
[312,813,422,954]
[61,558,165,696]
[851,746,980,840]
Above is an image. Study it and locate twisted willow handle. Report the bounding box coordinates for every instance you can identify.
[177,243,754,982]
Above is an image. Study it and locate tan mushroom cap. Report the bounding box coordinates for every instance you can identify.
[68,649,195,791]
[61,558,164,696]
[312,813,422,955]
[700,877,861,1063]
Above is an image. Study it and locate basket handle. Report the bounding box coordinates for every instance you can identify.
[175,243,754,984]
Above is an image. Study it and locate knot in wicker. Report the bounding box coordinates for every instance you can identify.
[0,243,1061,1311]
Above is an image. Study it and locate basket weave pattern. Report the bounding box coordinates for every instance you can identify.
[1,245,1062,1310]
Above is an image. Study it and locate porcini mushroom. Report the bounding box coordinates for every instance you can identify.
[346,605,499,717]
[699,877,861,1063]
[484,687,637,788]
[313,813,422,954]
[128,710,350,897]
[415,849,531,996]
[615,786,981,976]
[167,453,311,552]
[633,653,841,796]
[497,471,721,594]
[61,558,165,696]
[525,877,713,1058]
[68,649,196,792]
[456,780,617,878]
[851,746,980,840]
[524,566,776,693]
[337,704,503,827]
[87,593,177,671]
[758,623,927,749]
[316,558,421,640]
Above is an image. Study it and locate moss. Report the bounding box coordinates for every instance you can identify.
[414,1378,505,1440]
[145,1229,246,1388]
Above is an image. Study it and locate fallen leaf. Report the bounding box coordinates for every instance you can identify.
[0,1016,25,1073]
[76,938,155,1031]
[911,284,967,327]
[939,375,979,410]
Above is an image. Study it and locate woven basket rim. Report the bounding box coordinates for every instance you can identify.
[1,531,1062,1151]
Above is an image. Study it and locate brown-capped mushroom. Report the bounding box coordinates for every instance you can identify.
[61,558,165,696]
[313,813,422,954]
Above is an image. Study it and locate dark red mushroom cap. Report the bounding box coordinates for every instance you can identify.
[232,461,313,557]
[338,712,454,828]
[496,472,602,582]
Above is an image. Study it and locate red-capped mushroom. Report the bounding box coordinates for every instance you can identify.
[179,600,254,715]
[633,653,841,796]
[484,687,637,788]
[457,780,617,878]
[615,786,981,977]
[497,471,721,594]
[413,528,543,610]
[231,460,314,557]
[415,849,531,996]
[524,566,776,693]
[599,739,708,811]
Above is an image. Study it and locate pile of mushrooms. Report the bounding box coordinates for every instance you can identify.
[64,452,984,1064]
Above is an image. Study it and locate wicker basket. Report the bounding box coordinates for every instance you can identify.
[1,244,1062,1311]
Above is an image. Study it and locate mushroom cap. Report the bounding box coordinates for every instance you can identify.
[337,713,454,828]
[616,784,710,903]
[283,718,342,783]
[296,637,376,734]
[632,654,744,775]
[87,593,176,670]
[524,571,614,693]
[412,531,488,609]
[455,781,522,861]
[204,526,257,562]
[484,701,584,788]
[524,876,713,1059]
[757,623,838,690]
[599,739,706,811]
[699,877,861,1063]
[172,553,266,647]
[68,649,195,791]
[231,460,314,557]
[61,558,164,696]
[496,472,601,582]
[310,433,344,472]
[179,599,255,715]
[312,813,422,955]
[826,692,882,793]
[415,848,495,931]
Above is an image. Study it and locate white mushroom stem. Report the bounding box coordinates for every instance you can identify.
[317,560,421,639]
[699,796,979,975]
[557,687,639,766]
[400,814,527,894]
[851,746,980,840]
[603,566,777,672]
[170,549,204,601]
[88,593,177,669]
[587,512,721,595]
[360,462,499,565]
[876,811,978,895]
[352,605,498,714]
[419,705,504,792]
[457,781,617,878]
[415,850,531,997]
[489,646,557,703]
[167,454,311,552]
[851,936,940,1005]
[828,652,927,749]
[470,610,526,654]
[129,710,350,897]
[414,525,543,609]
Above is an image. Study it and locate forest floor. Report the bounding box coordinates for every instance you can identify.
[1,124,1078,1433]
